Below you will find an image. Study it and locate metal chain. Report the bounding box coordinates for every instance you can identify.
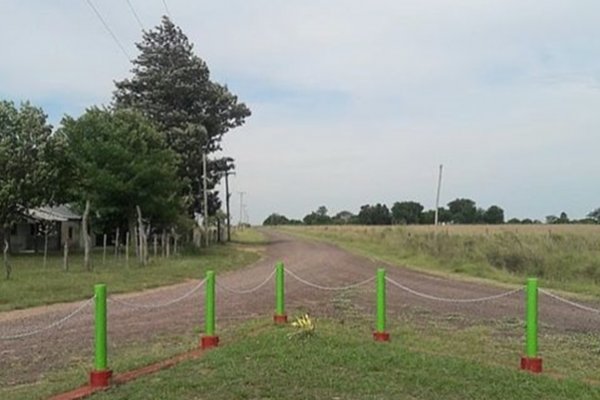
[285,268,375,291]
[0,297,94,340]
[385,276,523,303]
[216,269,276,295]
[539,289,600,314]
[109,278,206,309]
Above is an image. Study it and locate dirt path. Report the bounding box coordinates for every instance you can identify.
[2,229,600,387]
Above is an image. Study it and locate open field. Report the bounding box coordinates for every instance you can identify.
[281,225,600,295]
[0,232,263,312]
[87,314,600,400]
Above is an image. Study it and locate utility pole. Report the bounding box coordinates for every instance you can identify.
[434,164,443,226]
[224,172,232,241]
[238,191,246,228]
[203,152,209,247]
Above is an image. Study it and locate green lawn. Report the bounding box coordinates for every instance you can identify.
[0,232,264,311]
[87,315,600,400]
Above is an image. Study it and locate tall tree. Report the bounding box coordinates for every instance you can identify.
[303,206,332,225]
[358,204,392,225]
[391,201,424,224]
[447,198,478,224]
[0,101,64,277]
[59,108,183,236]
[263,213,290,226]
[113,17,250,218]
[483,205,504,224]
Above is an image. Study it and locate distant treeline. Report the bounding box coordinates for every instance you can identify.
[263,199,600,226]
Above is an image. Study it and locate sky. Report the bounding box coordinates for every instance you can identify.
[2,0,600,224]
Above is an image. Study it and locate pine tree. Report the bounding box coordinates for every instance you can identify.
[114,17,250,217]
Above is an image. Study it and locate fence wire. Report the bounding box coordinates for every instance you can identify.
[539,289,600,314]
[0,297,94,340]
[109,278,206,309]
[285,268,375,291]
[216,269,276,295]
[385,276,523,303]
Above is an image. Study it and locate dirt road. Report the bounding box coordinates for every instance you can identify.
[2,229,600,387]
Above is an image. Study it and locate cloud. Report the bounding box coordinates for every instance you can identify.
[2,0,600,222]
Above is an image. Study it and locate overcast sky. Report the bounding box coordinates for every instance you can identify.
[2,1,600,224]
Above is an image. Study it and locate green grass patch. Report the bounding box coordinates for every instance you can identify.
[87,315,600,400]
[231,227,268,245]
[280,225,600,296]
[0,230,265,311]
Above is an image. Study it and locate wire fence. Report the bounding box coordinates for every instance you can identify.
[108,278,207,310]
[385,276,523,303]
[4,266,600,343]
[540,289,600,314]
[216,269,276,295]
[0,297,94,340]
[285,268,375,291]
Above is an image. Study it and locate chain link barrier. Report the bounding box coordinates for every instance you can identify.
[0,297,94,340]
[108,278,206,310]
[216,269,276,295]
[285,268,375,291]
[385,276,523,303]
[539,289,600,314]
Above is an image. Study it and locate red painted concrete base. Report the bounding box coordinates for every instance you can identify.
[89,370,112,387]
[521,356,543,373]
[273,314,288,324]
[373,331,390,342]
[201,335,220,349]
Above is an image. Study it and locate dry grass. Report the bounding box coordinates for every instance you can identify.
[282,224,600,295]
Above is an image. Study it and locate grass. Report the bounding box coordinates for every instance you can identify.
[280,225,600,296]
[0,231,265,311]
[84,313,600,400]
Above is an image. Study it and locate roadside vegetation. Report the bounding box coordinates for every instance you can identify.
[0,230,264,312]
[1,17,249,279]
[281,225,600,295]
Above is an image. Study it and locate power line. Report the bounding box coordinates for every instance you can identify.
[85,0,131,60]
[161,0,172,18]
[124,0,144,30]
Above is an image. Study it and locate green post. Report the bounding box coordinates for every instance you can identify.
[274,262,287,323]
[205,270,215,336]
[373,268,389,341]
[526,278,538,358]
[94,284,108,371]
[201,270,219,349]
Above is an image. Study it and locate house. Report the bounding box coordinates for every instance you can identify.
[9,205,82,252]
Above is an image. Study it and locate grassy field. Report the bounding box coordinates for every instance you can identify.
[0,230,264,311]
[281,225,600,295]
[83,312,600,400]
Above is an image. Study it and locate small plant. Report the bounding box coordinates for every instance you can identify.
[288,314,315,340]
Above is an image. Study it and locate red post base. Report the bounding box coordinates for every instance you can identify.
[520,356,543,373]
[273,314,288,324]
[201,335,220,350]
[89,370,112,387]
[373,331,390,342]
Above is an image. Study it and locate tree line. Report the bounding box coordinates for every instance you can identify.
[264,200,600,226]
[0,17,250,269]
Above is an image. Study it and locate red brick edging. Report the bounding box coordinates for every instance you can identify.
[47,348,206,400]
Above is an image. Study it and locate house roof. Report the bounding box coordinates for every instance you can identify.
[28,205,81,222]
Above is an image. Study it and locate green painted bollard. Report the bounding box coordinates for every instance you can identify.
[274,262,287,324]
[90,284,112,387]
[520,278,542,373]
[201,270,219,349]
[373,268,390,341]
